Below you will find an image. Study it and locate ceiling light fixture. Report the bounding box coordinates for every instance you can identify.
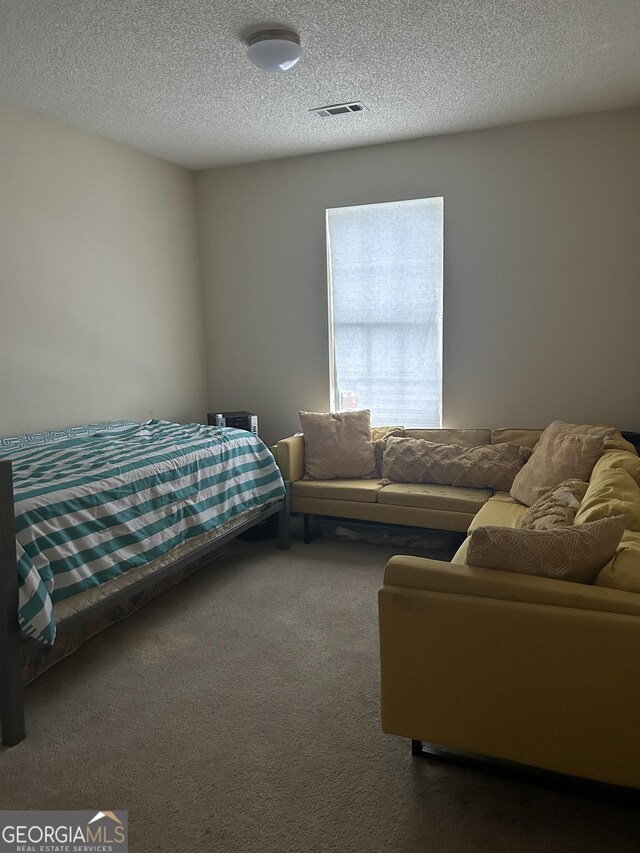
[246,29,303,73]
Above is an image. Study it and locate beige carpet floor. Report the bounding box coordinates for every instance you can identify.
[2,537,639,852]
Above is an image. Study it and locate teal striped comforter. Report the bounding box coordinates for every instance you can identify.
[0,420,285,645]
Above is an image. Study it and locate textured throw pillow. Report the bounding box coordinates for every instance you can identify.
[510,420,611,506]
[519,479,589,531]
[381,438,532,490]
[466,515,626,584]
[371,426,404,476]
[549,420,615,443]
[299,410,377,480]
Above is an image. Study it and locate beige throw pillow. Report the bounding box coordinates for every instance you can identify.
[519,479,589,530]
[510,420,611,506]
[299,410,377,480]
[381,438,532,490]
[466,515,626,584]
[371,426,404,476]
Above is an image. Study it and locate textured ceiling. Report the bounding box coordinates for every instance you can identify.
[2,0,639,169]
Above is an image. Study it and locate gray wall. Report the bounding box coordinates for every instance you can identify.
[0,101,207,437]
[197,108,640,446]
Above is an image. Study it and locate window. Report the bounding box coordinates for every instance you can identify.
[326,197,443,427]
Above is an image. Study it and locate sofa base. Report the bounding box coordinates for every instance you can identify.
[300,512,466,550]
[380,572,640,789]
[410,739,640,805]
[303,513,321,544]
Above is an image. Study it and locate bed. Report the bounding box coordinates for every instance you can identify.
[0,419,289,746]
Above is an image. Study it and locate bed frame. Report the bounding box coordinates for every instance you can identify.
[0,459,290,747]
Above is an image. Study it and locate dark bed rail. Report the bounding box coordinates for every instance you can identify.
[0,460,26,746]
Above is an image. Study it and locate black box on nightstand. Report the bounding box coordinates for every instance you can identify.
[207,411,258,437]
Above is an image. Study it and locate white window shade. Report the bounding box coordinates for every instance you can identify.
[327,197,443,427]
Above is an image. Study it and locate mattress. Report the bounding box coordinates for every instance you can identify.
[22,502,270,685]
[52,502,267,622]
[0,419,285,644]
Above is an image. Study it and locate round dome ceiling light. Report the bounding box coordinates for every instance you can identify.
[246,29,303,73]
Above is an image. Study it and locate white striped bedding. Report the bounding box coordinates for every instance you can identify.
[0,420,285,644]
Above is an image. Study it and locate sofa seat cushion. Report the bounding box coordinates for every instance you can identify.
[291,478,383,503]
[468,495,527,531]
[489,490,521,502]
[378,483,491,513]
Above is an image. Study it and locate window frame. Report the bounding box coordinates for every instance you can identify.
[325,196,444,427]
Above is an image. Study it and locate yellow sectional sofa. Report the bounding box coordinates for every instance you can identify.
[378,431,640,788]
[276,428,528,540]
[277,424,640,786]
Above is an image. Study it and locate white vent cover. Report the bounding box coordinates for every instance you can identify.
[309,101,367,117]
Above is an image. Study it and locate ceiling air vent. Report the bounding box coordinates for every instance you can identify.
[309,101,367,118]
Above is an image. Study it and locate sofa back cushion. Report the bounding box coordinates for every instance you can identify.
[490,428,543,449]
[403,428,490,446]
[604,432,639,454]
[467,515,626,584]
[590,447,640,485]
[510,421,611,506]
[596,531,640,594]
[299,409,377,480]
[572,444,640,593]
[381,438,531,491]
[574,467,640,530]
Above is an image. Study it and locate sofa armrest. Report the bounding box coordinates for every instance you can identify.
[379,556,640,786]
[383,555,640,618]
[275,435,305,482]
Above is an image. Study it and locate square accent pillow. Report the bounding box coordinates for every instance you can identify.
[299,410,377,480]
[381,437,532,491]
[519,479,589,531]
[466,514,626,584]
[510,420,611,506]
